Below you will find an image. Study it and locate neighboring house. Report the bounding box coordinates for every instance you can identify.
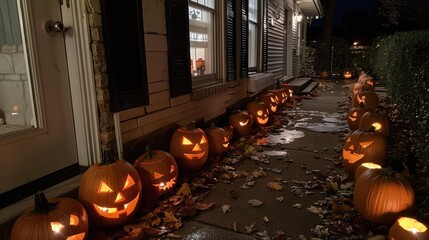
[0,0,322,224]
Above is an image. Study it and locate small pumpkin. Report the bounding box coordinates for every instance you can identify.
[246,101,269,126]
[280,84,293,99]
[352,90,379,111]
[343,70,353,79]
[359,111,390,136]
[11,192,88,240]
[259,93,278,114]
[269,89,287,106]
[388,217,429,240]
[228,110,253,137]
[354,162,382,181]
[170,123,209,171]
[342,127,387,174]
[347,103,371,130]
[79,149,142,227]
[205,124,230,157]
[353,168,415,225]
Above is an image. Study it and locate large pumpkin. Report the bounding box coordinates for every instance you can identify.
[353,168,415,225]
[11,192,88,240]
[259,93,278,114]
[347,103,371,130]
[359,111,390,136]
[342,127,387,174]
[170,124,209,171]
[205,125,230,157]
[388,217,429,240]
[246,101,269,126]
[352,91,379,111]
[228,110,253,137]
[79,150,142,227]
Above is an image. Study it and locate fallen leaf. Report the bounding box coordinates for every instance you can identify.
[229,190,239,199]
[150,217,161,227]
[262,216,269,223]
[267,181,283,191]
[195,202,215,211]
[245,222,256,233]
[176,183,192,196]
[293,203,303,209]
[166,233,182,238]
[248,199,263,207]
[221,204,231,213]
[306,206,323,215]
[276,196,284,202]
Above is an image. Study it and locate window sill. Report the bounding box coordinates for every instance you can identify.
[192,82,227,101]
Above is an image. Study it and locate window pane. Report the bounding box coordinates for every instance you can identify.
[249,0,258,23]
[248,22,257,68]
[189,6,214,77]
[190,0,214,9]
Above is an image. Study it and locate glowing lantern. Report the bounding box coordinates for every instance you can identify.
[11,192,88,240]
[134,146,178,196]
[228,110,253,137]
[388,217,429,240]
[359,111,390,136]
[170,124,209,171]
[347,103,370,130]
[79,149,142,227]
[246,101,269,126]
[343,70,353,79]
[269,89,287,106]
[354,168,415,225]
[342,127,387,174]
[352,91,379,111]
[354,162,382,181]
[280,84,293,100]
[205,124,230,159]
[259,93,278,114]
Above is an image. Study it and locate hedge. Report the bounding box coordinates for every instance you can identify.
[370,30,429,166]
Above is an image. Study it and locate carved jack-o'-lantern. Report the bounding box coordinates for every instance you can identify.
[342,127,387,174]
[11,192,89,240]
[388,217,429,240]
[343,70,353,79]
[352,91,379,111]
[269,89,287,106]
[229,110,253,137]
[135,146,178,195]
[280,84,293,100]
[359,111,390,136]
[259,93,278,114]
[79,150,142,227]
[246,101,270,126]
[347,103,370,130]
[205,125,230,157]
[170,124,209,171]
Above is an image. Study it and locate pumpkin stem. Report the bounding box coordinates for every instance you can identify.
[367,125,376,132]
[358,102,365,108]
[33,191,58,214]
[101,148,115,165]
[146,145,155,159]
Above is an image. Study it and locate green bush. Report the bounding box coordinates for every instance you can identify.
[370,30,429,166]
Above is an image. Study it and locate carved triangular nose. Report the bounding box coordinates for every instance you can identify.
[115,192,125,203]
[192,143,202,151]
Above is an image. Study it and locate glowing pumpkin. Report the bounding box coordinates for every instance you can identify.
[354,162,382,181]
[347,103,370,130]
[79,150,142,227]
[259,93,278,114]
[205,125,230,157]
[11,192,88,240]
[228,110,253,137]
[280,84,293,100]
[246,101,270,126]
[170,125,208,171]
[354,168,415,225]
[388,217,429,240]
[359,111,390,136]
[269,89,287,106]
[352,91,379,111]
[342,127,387,174]
[343,70,353,79]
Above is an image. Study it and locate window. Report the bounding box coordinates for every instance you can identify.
[189,0,217,85]
[248,0,259,72]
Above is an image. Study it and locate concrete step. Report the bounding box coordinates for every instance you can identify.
[301,81,319,95]
[287,77,312,94]
[279,75,296,84]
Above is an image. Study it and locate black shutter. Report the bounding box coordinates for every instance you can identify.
[226,0,236,81]
[100,0,149,112]
[262,0,268,72]
[240,0,248,78]
[166,0,192,98]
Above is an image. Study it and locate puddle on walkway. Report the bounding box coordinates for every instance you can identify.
[257,129,305,145]
[287,110,347,133]
[294,122,347,132]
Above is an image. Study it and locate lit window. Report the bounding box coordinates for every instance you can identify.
[248,0,259,71]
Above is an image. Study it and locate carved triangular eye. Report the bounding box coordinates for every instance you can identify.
[123,174,135,190]
[51,222,64,232]
[154,172,164,179]
[170,165,176,173]
[224,137,229,142]
[70,215,79,226]
[360,141,373,148]
[346,138,351,143]
[257,110,263,116]
[200,135,207,144]
[182,136,193,145]
[98,181,113,193]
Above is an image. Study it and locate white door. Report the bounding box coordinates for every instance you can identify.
[0,0,78,194]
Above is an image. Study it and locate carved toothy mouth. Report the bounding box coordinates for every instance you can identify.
[223,143,230,148]
[153,177,177,192]
[184,152,206,159]
[66,233,86,240]
[342,150,365,164]
[257,117,269,125]
[93,193,140,218]
[271,106,277,112]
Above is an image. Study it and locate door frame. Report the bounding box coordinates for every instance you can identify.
[62,0,101,165]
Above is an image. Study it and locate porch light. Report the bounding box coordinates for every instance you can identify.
[296,14,302,22]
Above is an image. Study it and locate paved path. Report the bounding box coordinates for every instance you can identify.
[172,81,351,239]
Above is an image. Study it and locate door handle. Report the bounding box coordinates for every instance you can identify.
[45,20,71,35]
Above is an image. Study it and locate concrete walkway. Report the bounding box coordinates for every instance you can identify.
[171,81,351,239]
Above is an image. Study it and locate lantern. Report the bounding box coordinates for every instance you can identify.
[352,91,379,111]
[342,127,387,174]
[354,162,382,181]
[280,84,293,100]
[170,123,209,171]
[347,103,370,130]
[354,168,415,225]
[205,124,230,157]
[269,89,287,106]
[388,217,429,240]
[228,110,253,137]
[259,93,278,114]
[343,70,353,79]
[246,101,270,126]
[320,71,330,80]
[79,149,142,227]
[11,192,88,240]
[134,146,178,195]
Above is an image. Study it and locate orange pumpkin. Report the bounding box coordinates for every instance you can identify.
[170,125,209,171]
[347,103,371,130]
[342,127,387,174]
[269,89,287,106]
[79,150,142,227]
[280,84,293,100]
[343,70,353,79]
[388,217,429,240]
[359,111,390,136]
[246,101,269,126]
[259,93,278,114]
[205,125,230,156]
[354,168,415,225]
[11,192,88,240]
[352,91,379,111]
[228,110,253,137]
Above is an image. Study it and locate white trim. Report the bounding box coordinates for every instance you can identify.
[63,0,101,165]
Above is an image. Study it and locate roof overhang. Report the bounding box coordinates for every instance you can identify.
[298,0,324,17]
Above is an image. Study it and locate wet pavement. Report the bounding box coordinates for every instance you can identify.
[170,81,350,239]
